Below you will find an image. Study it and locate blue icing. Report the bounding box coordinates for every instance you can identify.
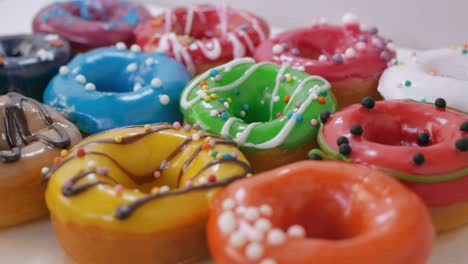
[43,47,192,134]
[121,5,139,25]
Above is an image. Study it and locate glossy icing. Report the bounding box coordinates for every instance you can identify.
[0,34,70,101]
[208,161,434,264]
[44,46,191,134]
[254,14,395,82]
[43,123,252,233]
[33,0,151,51]
[314,99,468,206]
[180,58,337,151]
[378,47,468,113]
[135,4,270,75]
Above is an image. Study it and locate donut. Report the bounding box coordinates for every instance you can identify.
[134,4,270,75]
[0,34,70,101]
[378,46,468,113]
[32,0,151,52]
[180,58,337,172]
[44,45,191,135]
[310,97,468,232]
[42,123,253,264]
[254,13,395,109]
[0,93,81,228]
[207,161,434,264]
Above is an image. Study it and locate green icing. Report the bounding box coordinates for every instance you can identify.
[313,126,468,183]
[180,58,337,151]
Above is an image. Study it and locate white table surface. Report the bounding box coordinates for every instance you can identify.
[0,0,466,263]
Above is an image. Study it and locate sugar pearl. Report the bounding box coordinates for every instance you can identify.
[115,42,127,50]
[244,207,260,220]
[272,44,284,54]
[84,83,96,91]
[59,66,69,75]
[344,48,356,58]
[229,231,247,248]
[218,211,236,234]
[41,167,49,174]
[75,74,86,84]
[267,229,286,245]
[210,110,218,117]
[255,218,272,232]
[259,204,273,216]
[151,78,162,88]
[159,94,170,105]
[192,134,200,141]
[318,54,327,62]
[222,198,236,210]
[342,13,359,24]
[260,259,277,264]
[160,185,170,193]
[130,44,141,52]
[245,243,263,260]
[126,63,138,72]
[248,229,264,242]
[145,58,154,66]
[356,42,367,50]
[287,225,306,238]
[133,83,142,91]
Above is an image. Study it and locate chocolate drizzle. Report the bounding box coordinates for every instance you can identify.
[43,124,253,220]
[0,93,71,163]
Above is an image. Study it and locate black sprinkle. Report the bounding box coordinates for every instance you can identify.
[413,153,425,165]
[369,27,379,34]
[309,154,323,160]
[62,187,74,197]
[320,111,331,123]
[455,137,468,152]
[115,205,132,220]
[361,96,375,109]
[332,54,344,64]
[350,124,363,136]
[339,143,352,155]
[434,98,447,109]
[460,122,468,132]
[337,136,349,146]
[417,132,430,146]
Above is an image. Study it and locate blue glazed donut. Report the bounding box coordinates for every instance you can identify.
[0,34,71,101]
[43,44,191,134]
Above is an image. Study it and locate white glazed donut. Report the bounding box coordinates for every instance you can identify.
[378,46,468,112]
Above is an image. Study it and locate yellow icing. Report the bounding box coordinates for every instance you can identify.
[45,124,251,233]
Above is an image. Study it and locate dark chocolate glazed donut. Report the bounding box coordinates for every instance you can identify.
[32,0,152,52]
[0,34,71,101]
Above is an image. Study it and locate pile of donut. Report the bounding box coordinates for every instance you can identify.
[0,1,467,263]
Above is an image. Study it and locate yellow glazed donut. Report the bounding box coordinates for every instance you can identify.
[42,123,252,264]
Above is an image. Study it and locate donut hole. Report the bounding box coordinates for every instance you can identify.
[0,37,35,58]
[361,111,444,147]
[423,55,468,81]
[78,55,147,93]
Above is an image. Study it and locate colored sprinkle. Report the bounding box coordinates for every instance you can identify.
[173,121,181,129]
[434,98,447,109]
[144,124,152,131]
[296,114,303,122]
[114,185,124,195]
[96,167,109,175]
[60,149,69,157]
[227,98,232,103]
[413,153,425,165]
[460,122,468,132]
[153,170,161,178]
[318,89,328,96]
[242,104,249,111]
[455,137,468,151]
[318,96,326,104]
[320,111,331,123]
[276,112,283,118]
[202,85,209,90]
[404,80,412,87]
[287,112,294,119]
[204,96,212,102]
[450,45,457,51]
[361,96,375,109]
[337,136,349,146]
[216,153,223,160]
[114,136,123,143]
[339,143,352,155]
[210,69,219,77]
[184,124,191,131]
[284,96,290,103]
[417,132,430,146]
[202,142,212,150]
[210,93,218,99]
[332,54,344,64]
[310,119,318,126]
[350,124,363,136]
[286,75,293,82]
[221,112,228,119]
[77,148,85,157]
[54,157,61,164]
[200,81,207,86]
[215,75,222,81]
[208,175,217,183]
[211,150,219,158]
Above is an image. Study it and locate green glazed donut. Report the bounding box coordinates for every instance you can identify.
[180,58,336,168]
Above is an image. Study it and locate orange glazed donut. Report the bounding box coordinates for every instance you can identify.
[207,161,434,264]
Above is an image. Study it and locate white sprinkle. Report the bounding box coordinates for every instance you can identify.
[267,229,286,245]
[318,54,327,62]
[151,78,162,88]
[259,204,273,216]
[294,65,305,71]
[224,65,232,72]
[87,160,97,168]
[218,211,236,234]
[59,66,69,75]
[36,49,54,61]
[192,133,200,141]
[356,42,367,50]
[199,176,208,185]
[260,258,277,264]
[160,185,170,193]
[255,218,272,232]
[236,206,246,215]
[189,43,198,51]
[248,229,264,242]
[75,74,86,84]
[41,167,49,174]
[159,94,170,105]
[210,110,218,117]
[133,83,142,91]
[244,207,259,221]
[145,58,154,66]
[344,48,356,58]
[287,225,306,238]
[245,243,263,260]
[115,42,127,50]
[44,34,59,41]
[222,198,236,210]
[224,102,230,109]
[272,44,284,54]
[130,44,141,52]
[240,110,246,117]
[84,83,96,91]
[371,37,382,47]
[273,96,279,102]
[126,63,138,72]
[342,13,359,25]
[229,231,247,248]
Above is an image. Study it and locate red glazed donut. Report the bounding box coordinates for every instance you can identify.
[135,4,270,75]
[32,0,151,52]
[311,97,468,231]
[207,161,434,264]
[254,14,395,108]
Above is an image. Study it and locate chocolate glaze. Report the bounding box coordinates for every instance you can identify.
[43,124,253,220]
[0,93,71,163]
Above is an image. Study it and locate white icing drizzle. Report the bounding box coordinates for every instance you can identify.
[239,11,267,41]
[164,10,172,33]
[269,64,289,119]
[158,33,196,75]
[221,117,241,137]
[228,33,247,58]
[198,39,222,60]
[236,29,256,53]
[184,7,195,36]
[236,122,261,144]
